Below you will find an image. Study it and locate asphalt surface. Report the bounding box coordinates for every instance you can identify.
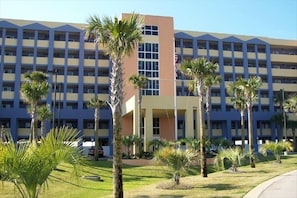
[244,170,297,198]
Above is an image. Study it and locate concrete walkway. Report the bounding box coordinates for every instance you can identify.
[244,170,297,198]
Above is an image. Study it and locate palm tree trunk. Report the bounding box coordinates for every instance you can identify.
[41,121,45,138]
[94,108,99,161]
[247,104,255,168]
[206,88,211,140]
[111,59,124,198]
[292,128,297,152]
[197,81,207,177]
[30,104,37,142]
[240,111,245,150]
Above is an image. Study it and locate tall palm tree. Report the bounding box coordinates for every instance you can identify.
[129,74,148,154]
[86,13,143,198]
[204,74,221,139]
[20,71,50,142]
[0,127,83,198]
[237,76,262,168]
[181,57,218,177]
[227,79,247,150]
[87,96,106,161]
[37,105,52,138]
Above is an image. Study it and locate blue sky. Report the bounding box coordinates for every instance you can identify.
[0,0,296,40]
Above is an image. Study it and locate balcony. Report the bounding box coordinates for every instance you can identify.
[68,41,79,49]
[2,73,15,81]
[4,55,16,63]
[68,58,79,66]
[234,51,243,58]
[66,93,78,100]
[98,60,110,66]
[2,91,14,99]
[84,59,96,66]
[53,58,64,65]
[54,41,66,48]
[198,49,207,56]
[83,129,109,137]
[98,77,109,84]
[22,39,34,47]
[271,54,297,63]
[21,56,34,64]
[183,48,193,55]
[273,83,297,92]
[260,98,270,105]
[83,93,109,101]
[272,68,297,77]
[66,76,79,83]
[37,40,49,47]
[5,38,17,46]
[36,57,48,64]
[223,51,232,57]
[209,50,218,57]
[224,66,233,73]
[212,129,222,136]
[247,52,256,59]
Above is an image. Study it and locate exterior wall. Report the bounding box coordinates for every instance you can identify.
[0,15,296,154]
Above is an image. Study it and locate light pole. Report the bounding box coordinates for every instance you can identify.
[48,69,58,130]
[282,88,287,141]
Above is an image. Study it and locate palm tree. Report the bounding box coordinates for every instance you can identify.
[204,74,221,139]
[181,57,218,177]
[287,120,297,151]
[129,74,148,153]
[0,127,83,198]
[122,134,134,158]
[227,79,247,150]
[37,105,52,138]
[87,96,106,161]
[154,147,196,185]
[260,141,293,163]
[284,94,297,114]
[86,13,143,198]
[237,76,262,168]
[215,147,246,172]
[20,71,50,142]
[180,137,200,151]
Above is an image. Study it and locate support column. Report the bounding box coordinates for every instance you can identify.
[144,108,153,152]
[185,108,194,138]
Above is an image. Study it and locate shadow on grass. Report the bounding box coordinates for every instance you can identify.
[49,175,109,191]
[201,183,236,191]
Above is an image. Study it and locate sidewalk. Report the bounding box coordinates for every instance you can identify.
[244,170,297,198]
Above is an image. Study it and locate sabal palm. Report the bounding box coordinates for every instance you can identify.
[260,141,293,163]
[86,13,143,198]
[181,57,217,178]
[154,147,196,185]
[20,71,50,142]
[87,96,106,161]
[227,79,247,149]
[129,74,148,153]
[204,74,221,139]
[215,147,246,172]
[237,76,262,168]
[284,95,297,114]
[37,105,52,138]
[0,127,83,198]
[122,134,134,158]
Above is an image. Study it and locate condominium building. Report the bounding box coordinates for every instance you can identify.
[0,14,296,153]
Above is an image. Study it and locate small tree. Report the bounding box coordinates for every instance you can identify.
[260,141,293,163]
[37,105,52,138]
[20,71,50,142]
[0,127,83,198]
[154,147,196,185]
[215,147,246,172]
[122,135,134,158]
[87,96,106,161]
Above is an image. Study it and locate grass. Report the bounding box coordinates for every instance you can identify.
[1,155,297,198]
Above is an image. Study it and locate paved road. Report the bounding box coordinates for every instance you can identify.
[244,170,297,198]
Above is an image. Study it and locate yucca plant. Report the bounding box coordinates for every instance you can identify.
[215,147,246,172]
[154,147,196,185]
[260,141,293,163]
[0,127,84,198]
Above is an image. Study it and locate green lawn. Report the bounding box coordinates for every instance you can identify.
[1,155,297,198]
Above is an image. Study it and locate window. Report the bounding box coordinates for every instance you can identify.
[153,118,160,135]
[142,25,158,35]
[183,39,193,48]
[234,43,242,51]
[223,42,231,51]
[197,40,206,49]
[209,41,218,50]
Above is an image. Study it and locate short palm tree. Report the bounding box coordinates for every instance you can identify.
[86,13,143,198]
[20,71,50,142]
[129,74,148,153]
[204,74,221,139]
[180,137,200,151]
[0,127,83,198]
[260,141,293,163]
[154,147,196,185]
[181,57,218,177]
[215,147,246,172]
[37,105,52,138]
[87,96,106,161]
[237,76,262,168]
[227,79,247,150]
[122,134,134,158]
